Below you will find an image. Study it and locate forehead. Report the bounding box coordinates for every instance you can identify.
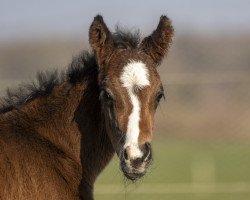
[103,50,161,89]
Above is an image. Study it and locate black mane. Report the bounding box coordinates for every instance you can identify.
[0,27,141,114]
[0,52,96,114]
[0,71,63,113]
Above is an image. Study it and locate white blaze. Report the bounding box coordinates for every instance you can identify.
[120,60,150,159]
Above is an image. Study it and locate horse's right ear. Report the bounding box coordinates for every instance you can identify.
[89,15,114,67]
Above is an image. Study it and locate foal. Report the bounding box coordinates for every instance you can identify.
[0,15,174,199]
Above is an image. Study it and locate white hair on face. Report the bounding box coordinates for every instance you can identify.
[120,60,150,159]
[120,61,150,89]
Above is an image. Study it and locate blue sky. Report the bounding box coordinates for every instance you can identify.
[1,0,250,42]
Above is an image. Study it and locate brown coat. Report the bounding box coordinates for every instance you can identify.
[0,79,114,200]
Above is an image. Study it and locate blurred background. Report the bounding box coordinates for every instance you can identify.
[1,0,250,199]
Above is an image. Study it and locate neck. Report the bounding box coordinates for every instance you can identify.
[1,69,115,199]
[2,81,86,162]
[74,74,115,198]
[23,78,114,199]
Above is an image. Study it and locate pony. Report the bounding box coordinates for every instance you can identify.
[0,15,174,199]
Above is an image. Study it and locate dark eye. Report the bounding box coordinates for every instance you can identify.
[156,92,165,104]
[100,90,114,105]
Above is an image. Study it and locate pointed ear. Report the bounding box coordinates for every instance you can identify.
[140,15,174,65]
[89,15,114,67]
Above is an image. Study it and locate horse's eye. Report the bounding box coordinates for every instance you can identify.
[156,92,164,104]
[100,90,114,104]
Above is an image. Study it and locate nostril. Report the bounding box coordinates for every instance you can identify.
[123,149,129,160]
[142,143,151,161]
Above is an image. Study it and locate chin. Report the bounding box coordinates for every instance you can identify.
[123,171,146,181]
[120,160,149,181]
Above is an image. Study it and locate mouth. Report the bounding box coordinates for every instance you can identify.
[120,162,147,181]
[123,170,146,181]
[120,157,151,181]
[118,142,152,181]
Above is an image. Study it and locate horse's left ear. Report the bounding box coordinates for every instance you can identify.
[139,15,174,66]
[89,15,114,67]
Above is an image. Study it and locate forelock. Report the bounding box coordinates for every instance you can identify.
[112,26,141,49]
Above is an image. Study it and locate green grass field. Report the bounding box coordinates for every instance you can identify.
[95,140,250,200]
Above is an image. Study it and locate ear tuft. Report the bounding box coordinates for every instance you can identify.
[158,15,174,38]
[93,14,104,23]
[140,15,174,65]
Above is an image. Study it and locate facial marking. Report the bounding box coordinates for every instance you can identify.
[120,60,150,158]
